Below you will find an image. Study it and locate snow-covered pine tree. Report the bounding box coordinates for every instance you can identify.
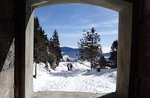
[99,55,107,68]
[34,17,49,77]
[109,40,118,68]
[34,17,49,64]
[78,27,102,69]
[49,30,62,65]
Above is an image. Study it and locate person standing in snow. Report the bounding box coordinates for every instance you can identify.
[67,63,73,71]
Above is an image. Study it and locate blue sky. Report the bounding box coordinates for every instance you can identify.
[34,3,118,53]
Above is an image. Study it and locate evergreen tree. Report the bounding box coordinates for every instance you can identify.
[78,27,102,69]
[34,17,40,32]
[34,17,50,77]
[34,17,49,64]
[99,56,107,68]
[49,30,62,65]
[110,40,118,68]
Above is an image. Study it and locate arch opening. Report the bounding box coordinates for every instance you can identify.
[24,0,132,98]
[33,3,118,95]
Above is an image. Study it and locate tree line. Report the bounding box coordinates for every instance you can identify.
[34,17,62,72]
[78,27,118,71]
[34,17,118,74]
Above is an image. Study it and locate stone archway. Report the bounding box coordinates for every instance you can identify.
[16,0,132,98]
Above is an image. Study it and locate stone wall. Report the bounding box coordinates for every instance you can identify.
[0,40,14,98]
[138,0,150,97]
[117,5,132,98]
[0,0,15,72]
[128,0,150,98]
[0,0,15,98]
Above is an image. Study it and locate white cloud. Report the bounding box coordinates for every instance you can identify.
[59,32,82,39]
[101,19,118,25]
[102,46,111,53]
[37,13,53,23]
[98,30,118,36]
[43,18,118,31]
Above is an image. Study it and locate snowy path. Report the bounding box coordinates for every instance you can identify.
[33,61,117,94]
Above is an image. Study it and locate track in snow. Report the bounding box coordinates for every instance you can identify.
[33,61,117,94]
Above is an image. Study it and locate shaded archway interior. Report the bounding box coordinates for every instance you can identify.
[1,0,150,98]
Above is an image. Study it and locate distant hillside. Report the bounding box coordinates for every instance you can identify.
[61,47,80,58]
[61,47,110,58]
[102,53,110,57]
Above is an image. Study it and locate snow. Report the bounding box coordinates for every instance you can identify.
[62,55,75,61]
[33,60,117,94]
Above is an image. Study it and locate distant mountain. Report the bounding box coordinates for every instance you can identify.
[61,47,79,58]
[61,47,110,58]
[102,53,110,57]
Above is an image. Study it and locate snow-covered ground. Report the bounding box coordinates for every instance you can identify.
[33,61,117,94]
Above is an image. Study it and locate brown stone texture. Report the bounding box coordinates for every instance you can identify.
[138,0,150,97]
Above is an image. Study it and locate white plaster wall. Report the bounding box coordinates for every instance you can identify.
[25,12,34,98]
